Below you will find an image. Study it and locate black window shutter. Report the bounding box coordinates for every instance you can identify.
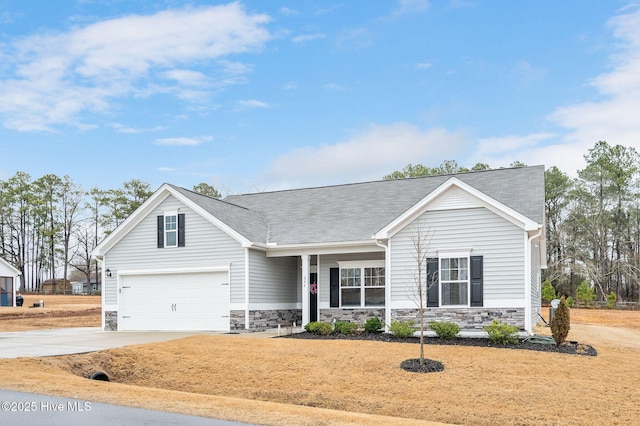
[330,267,340,308]
[178,213,186,247]
[470,255,483,307]
[426,258,439,307]
[157,215,164,248]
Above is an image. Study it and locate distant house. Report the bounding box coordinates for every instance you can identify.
[0,257,21,307]
[93,166,546,334]
[72,281,84,295]
[41,279,72,294]
[72,277,102,294]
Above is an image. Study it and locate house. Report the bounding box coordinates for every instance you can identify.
[0,257,21,307]
[41,279,72,294]
[72,276,102,294]
[72,281,84,295]
[93,166,546,334]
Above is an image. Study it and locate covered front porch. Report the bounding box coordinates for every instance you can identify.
[293,244,387,328]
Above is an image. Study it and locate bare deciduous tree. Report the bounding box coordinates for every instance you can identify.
[407,226,437,363]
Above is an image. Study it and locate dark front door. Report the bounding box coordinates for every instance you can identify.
[309,273,318,322]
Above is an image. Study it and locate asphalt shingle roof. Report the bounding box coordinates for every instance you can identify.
[169,185,269,243]
[215,165,545,246]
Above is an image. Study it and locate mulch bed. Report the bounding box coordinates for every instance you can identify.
[282,331,598,357]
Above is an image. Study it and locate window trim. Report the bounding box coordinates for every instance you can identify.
[337,260,386,308]
[164,212,178,248]
[437,250,471,307]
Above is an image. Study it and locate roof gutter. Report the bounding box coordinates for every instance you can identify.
[263,240,383,257]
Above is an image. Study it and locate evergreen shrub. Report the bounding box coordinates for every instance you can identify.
[334,321,358,335]
[428,321,460,339]
[550,296,571,345]
[364,317,383,333]
[484,320,519,345]
[389,320,416,339]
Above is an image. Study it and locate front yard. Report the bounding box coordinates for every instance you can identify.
[1,298,639,424]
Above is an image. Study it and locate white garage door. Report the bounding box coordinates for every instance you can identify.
[118,271,230,331]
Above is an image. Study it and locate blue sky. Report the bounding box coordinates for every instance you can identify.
[0,1,638,194]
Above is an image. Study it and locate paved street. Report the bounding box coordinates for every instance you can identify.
[0,389,251,425]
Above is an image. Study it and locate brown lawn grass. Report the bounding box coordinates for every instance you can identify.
[0,294,101,331]
[1,299,639,425]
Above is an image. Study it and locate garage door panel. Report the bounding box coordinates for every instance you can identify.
[119,271,230,331]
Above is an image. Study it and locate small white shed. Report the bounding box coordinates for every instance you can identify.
[0,257,21,307]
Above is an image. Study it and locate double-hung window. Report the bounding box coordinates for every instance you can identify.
[164,214,178,247]
[157,212,185,248]
[427,251,483,308]
[337,261,385,307]
[440,257,469,306]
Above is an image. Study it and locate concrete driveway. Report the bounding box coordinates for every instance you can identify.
[0,327,281,358]
[0,327,215,358]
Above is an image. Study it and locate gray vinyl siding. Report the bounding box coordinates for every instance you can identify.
[318,252,385,305]
[248,250,298,304]
[390,207,525,302]
[104,275,117,305]
[104,195,245,305]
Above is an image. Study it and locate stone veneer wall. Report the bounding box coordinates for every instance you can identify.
[230,309,302,331]
[391,307,526,331]
[230,310,245,330]
[104,311,117,331]
[320,308,386,326]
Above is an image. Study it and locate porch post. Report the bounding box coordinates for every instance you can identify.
[301,254,310,326]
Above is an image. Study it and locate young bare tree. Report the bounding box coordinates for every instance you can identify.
[408,226,437,363]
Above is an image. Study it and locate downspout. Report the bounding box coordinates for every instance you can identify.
[94,255,105,331]
[375,239,390,331]
[244,248,250,330]
[525,227,543,334]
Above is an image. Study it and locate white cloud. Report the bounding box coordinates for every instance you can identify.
[391,0,429,17]
[416,62,432,69]
[292,33,326,44]
[235,99,271,110]
[322,83,346,91]
[0,3,271,131]
[262,123,469,189]
[161,70,209,87]
[545,7,640,173]
[476,133,556,156]
[280,7,299,16]
[470,133,557,169]
[154,136,213,146]
[282,81,299,90]
[335,28,372,50]
[113,123,165,134]
[513,61,547,85]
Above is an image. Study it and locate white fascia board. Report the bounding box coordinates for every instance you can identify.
[375,177,540,239]
[265,240,383,257]
[118,265,231,276]
[92,184,251,257]
[0,257,21,276]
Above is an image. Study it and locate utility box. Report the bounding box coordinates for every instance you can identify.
[549,299,560,323]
